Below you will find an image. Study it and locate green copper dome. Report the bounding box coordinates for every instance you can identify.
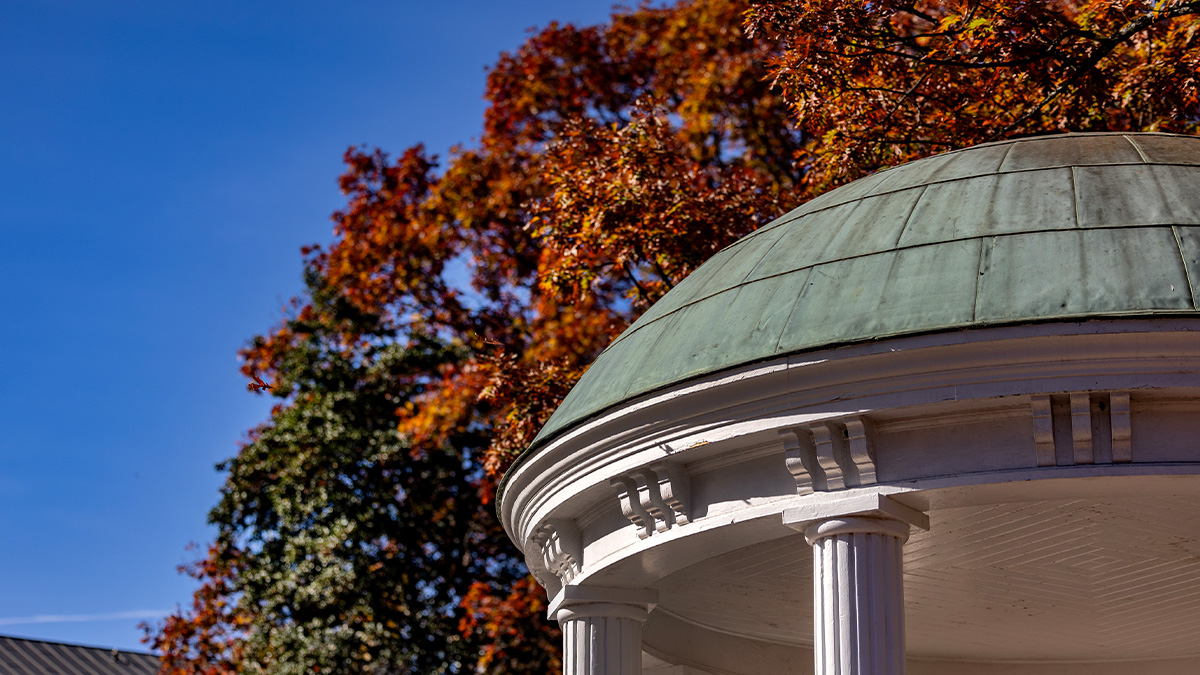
[535,132,1200,447]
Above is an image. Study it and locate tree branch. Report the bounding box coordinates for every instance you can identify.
[990,0,1200,139]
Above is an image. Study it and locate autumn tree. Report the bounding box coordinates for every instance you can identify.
[148,1,798,673]
[745,0,1200,192]
[147,272,542,674]
[150,0,1200,672]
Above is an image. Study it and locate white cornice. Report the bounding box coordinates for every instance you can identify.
[502,319,1200,568]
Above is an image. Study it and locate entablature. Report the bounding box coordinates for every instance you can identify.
[501,320,1200,597]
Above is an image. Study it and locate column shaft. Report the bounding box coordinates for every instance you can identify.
[807,517,910,675]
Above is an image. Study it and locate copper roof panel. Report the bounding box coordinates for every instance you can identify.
[898,169,1076,248]
[974,228,1191,322]
[1168,226,1200,307]
[1128,134,1200,164]
[1074,164,1200,228]
[867,140,1012,195]
[746,187,924,282]
[999,134,1145,171]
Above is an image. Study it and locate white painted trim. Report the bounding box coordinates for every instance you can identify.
[783,493,929,532]
[504,320,1200,552]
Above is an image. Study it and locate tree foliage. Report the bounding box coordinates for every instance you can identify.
[746,0,1200,190]
[149,276,545,674]
[149,0,1200,672]
[148,1,796,672]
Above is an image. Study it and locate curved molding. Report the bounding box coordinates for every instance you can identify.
[503,320,1200,552]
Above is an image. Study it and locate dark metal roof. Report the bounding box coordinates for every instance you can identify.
[0,635,160,675]
[531,132,1200,448]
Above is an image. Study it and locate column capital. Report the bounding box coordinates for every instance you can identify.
[549,585,659,623]
[782,490,929,533]
[803,515,912,546]
[554,586,657,674]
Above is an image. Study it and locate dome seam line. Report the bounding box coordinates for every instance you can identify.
[1070,166,1082,231]
[891,184,929,251]
[1125,134,1153,164]
[972,236,989,324]
[1170,225,1198,310]
[771,266,815,355]
[995,136,1020,174]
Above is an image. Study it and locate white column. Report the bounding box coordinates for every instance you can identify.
[805,516,910,675]
[559,603,648,675]
[550,586,658,675]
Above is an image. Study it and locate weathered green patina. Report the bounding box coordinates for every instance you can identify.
[532,132,1200,450]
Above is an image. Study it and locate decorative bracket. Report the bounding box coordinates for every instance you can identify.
[611,475,653,539]
[844,418,876,485]
[529,519,582,592]
[812,424,845,490]
[781,416,877,493]
[611,460,690,538]
[526,560,555,593]
[782,427,818,495]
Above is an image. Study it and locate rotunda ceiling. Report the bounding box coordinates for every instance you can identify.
[650,476,1200,664]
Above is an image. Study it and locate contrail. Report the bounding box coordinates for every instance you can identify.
[0,610,168,626]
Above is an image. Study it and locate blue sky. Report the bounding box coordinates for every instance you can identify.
[0,0,618,653]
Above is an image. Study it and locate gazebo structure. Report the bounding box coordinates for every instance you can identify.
[499,132,1200,675]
